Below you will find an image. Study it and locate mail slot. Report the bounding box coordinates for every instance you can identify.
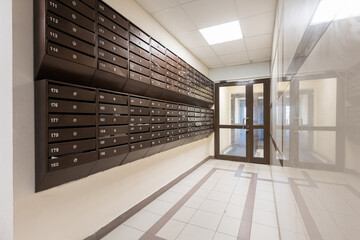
[130,140,151,151]
[98,92,128,105]
[99,104,128,114]
[151,117,166,123]
[129,116,150,124]
[151,137,166,146]
[98,37,128,58]
[129,43,150,60]
[129,24,150,43]
[151,109,166,116]
[48,114,96,127]
[48,84,96,101]
[129,34,150,52]
[48,151,97,171]
[48,139,96,157]
[130,107,150,116]
[99,116,128,125]
[98,49,128,68]
[166,123,178,129]
[130,132,150,143]
[99,135,128,148]
[57,0,95,20]
[48,99,96,113]
[98,2,128,29]
[48,127,96,142]
[129,125,150,133]
[98,144,129,159]
[99,125,128,137]
[129,97,150,107]
[166,103,178,110]
[47,0,95,32]
[46,12,95,44]
[98,14,128,39]
[167,117,179,123]
[150,131,166,139]
[151,124,166,131]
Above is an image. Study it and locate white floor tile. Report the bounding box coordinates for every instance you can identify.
[143,199,174,215]
[250,223,279,240]
[123,210,161,232]
[176,224,215,240]
[228,194,247,206]
[224,204,244,219]
[172,206,197,223]
[254,199,276,213]
[102,225,143,240]
[252,209,278,228]
[157,191,185,203]
[217,216,241,237]
[157,219,186,240]
[184,196,205,209]
[189,210,222,230]
[207,191,232,202]
[213,232,237,240]
[199,199,227,214]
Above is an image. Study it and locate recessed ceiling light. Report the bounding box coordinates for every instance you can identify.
[311,0,360,25]
[199,21,243,45]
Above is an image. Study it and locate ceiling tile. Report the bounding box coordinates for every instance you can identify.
[244,33,273,51]
[240,11,275,38]
[182,0,239,29]
[190,46,216,59]
[175,31,209,48]
[247,48,271,61]
[218,52,250,66]
[135,0,179,14]
[200,56,224,68]
[153,6,197,33]
[211,40,246,55]
[235,0,277,19]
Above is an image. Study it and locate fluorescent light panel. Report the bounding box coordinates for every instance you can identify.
[311,0,360,25]
[199,21,243,45]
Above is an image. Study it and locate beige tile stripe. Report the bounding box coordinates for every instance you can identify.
[237,173,258,240]
[140,168,218,239]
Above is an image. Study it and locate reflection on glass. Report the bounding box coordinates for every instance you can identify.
[219,86,246,125]
[220,128,246,157]
[299,78,337,127]
[299,130,336,165]
[253,83,264,125]
[253,129,264,158]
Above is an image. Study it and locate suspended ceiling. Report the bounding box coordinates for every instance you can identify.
[135,0,276,69]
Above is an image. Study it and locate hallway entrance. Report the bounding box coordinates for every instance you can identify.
[215,79,270,164]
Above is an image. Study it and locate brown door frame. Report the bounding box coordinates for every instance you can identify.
[214,79,270,164]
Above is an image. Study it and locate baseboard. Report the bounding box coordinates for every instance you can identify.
[85,155,213,240]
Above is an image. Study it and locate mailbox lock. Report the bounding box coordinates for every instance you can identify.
[73,158,78,163]
[73,145,77,150]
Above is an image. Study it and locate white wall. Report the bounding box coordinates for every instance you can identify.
[0,0,13,239]
[13,0,213,239]
[210,62,270,82]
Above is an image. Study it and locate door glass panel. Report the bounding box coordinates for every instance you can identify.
[253,83,264,125]
[219,86,246,125]
[220,128,246,157]
[253,129,264,158]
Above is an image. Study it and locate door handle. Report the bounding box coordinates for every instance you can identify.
[242,117,250,132]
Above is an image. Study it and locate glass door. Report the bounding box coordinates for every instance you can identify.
[215,79,270,164]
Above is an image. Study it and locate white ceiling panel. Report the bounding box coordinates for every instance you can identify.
[240,11,275,38]
[182,0,239,29]
[247,48,271,61]
[189,46,217,59]
[235,0,277,19]
[153,6,197,33]
[211,40,246,55]
[135,0,276,69]
[200,56,224,68]
[175,31,209,48]
[244,33,273,51]
[218,52,250,65]
[135,0,179,14]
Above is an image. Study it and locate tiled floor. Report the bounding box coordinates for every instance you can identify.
[102,159,360,240]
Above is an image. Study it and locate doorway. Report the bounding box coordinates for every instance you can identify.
[215,79,270,164]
